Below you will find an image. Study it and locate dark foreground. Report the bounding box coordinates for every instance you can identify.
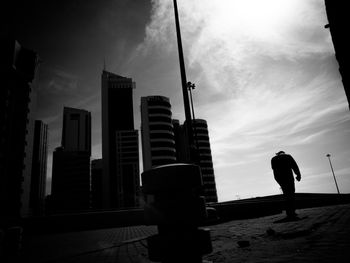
[14,203,350,263]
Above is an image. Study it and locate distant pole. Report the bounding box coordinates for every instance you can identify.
[173,0,195,158]
[326,154,340,194]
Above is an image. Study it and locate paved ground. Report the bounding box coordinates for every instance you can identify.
[205,204,350,263]
[17,203,350,262]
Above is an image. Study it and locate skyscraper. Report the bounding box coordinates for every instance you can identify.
[30,120,48,216]
[141,96,176,171]
[51,107,91,212]
[0,39,39,219]
[101,70,139,208]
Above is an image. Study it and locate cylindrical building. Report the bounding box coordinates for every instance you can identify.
[193,119,218,203]
[141,96,176,171]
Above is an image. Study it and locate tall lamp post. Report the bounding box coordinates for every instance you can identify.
[326,154,340,194]
[173,0,197,163]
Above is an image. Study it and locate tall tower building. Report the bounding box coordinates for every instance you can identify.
[141,96,176,171]
[0,39,39,219]
[101,70,140,208]
[51,107,91,212]
[30,120,48,216]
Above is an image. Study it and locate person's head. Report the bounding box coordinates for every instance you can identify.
[276,151,285,156]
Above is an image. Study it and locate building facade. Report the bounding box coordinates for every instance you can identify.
[172,119,190,163]
[0,39,39,219]
[141,96,176,171]
[30,120,48,216]
[51,147,91,212]
[101,70,139,208]
[173,119,218,203]
[192,119,218,203]
[116,130,140,208]
[51,107,91,212]
[91,159,103,209]
[62,107,91,154]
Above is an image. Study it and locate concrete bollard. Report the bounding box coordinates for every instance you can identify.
[0,226,23,262]
[142,163,212,262]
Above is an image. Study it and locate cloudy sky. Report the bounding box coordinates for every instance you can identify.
[7,0,350,201]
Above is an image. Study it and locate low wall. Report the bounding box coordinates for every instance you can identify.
[21,193,350,234]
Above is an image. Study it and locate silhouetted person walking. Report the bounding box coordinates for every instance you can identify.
[271,151,301,218]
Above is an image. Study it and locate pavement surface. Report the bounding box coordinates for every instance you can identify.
[16,203,350,262]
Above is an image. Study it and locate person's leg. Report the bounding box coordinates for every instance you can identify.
[281,182,296,217]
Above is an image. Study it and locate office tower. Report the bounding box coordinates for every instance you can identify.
[101,70,140,208]
[30,120,48,216]
[141,96,176,171]
[0,39,39,219]
[173,119,218,203]
[62,107,91,153]
[91,159,103,209]
[51,107,91,212]
[324,1,350,109]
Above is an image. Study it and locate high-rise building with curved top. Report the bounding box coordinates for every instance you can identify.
[141,96,176,171]
[173,118,218,203]
[192,119,218,203]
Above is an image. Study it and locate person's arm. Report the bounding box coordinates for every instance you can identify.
[271,158,276,175]
[290,156,301,181]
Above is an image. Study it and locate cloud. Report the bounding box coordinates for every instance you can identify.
[101,0,350,201]
[47,69,79,93]
[139,0,333,96]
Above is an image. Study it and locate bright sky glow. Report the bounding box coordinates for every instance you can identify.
[132,0,350,201]
[30,0,350,201]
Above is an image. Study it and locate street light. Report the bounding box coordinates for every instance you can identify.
[326,154,340,194]
[187,81,199,155]
[187,81,196,121]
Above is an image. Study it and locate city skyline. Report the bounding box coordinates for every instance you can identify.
[8,0,350,201]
